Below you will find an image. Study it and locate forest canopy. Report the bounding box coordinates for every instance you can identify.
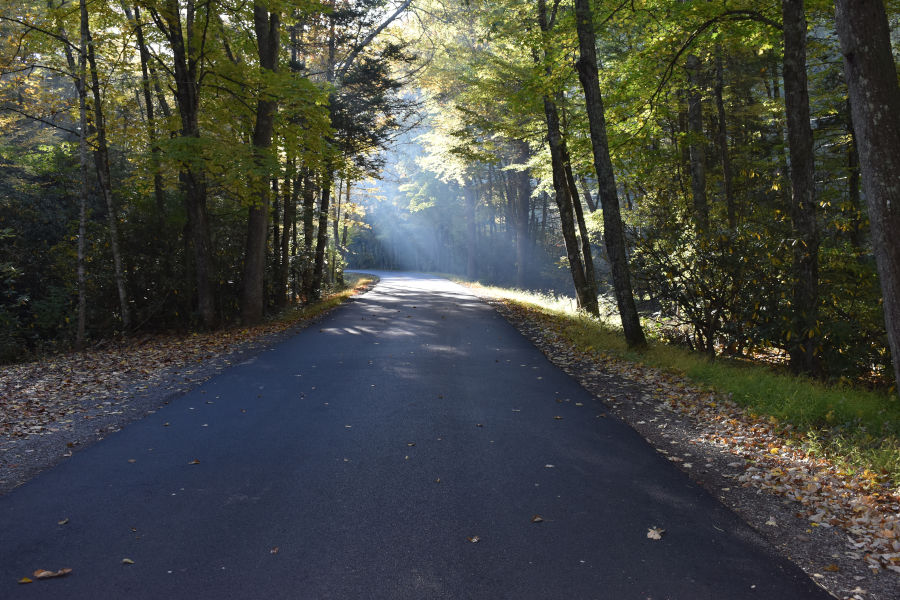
[2,0,899,395]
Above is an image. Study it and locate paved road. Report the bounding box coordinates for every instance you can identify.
[1,273,828,599]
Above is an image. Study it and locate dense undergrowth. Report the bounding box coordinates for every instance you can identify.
[468,283,900,490]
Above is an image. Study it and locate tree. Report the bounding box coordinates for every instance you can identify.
[573,0,646,348]
[781,0,820,375]
[241,3,280,325]
[835,0,900,395]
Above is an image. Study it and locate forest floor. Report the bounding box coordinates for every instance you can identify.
[1,274,897,599]
[473,290,899,600]
[0,275,376,495]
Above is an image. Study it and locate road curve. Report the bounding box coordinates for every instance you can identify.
[0,272,828,599]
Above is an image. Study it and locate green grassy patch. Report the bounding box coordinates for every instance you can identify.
[470,283,900,487]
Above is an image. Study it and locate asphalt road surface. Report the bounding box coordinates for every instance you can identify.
[0,272,830,599]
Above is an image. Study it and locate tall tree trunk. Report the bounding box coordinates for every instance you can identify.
[301,168,316,300]
[83,0,130,330]
[714,47,736,230]
[685,54,709,233]
[465,184,477,280]
[564,159,598,303]
[241,4,280,324]
[781,0,820,375]
[76,7,89,350]
[537,0,597,315]
[310,172,332,301]
[578,174,597,212]
[514,141,531,288]
[846,104,863,250]
[149,0,215,328]
[127,4,166,225]
[277,158,295,307]
[835,0,900,396]
[573,0,645,344]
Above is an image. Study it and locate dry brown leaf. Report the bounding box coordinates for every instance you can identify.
[647,527,665,540]
[531,515,544,523]
[270,547,279,554]
[33,568,72,579]
[188,459,200,465]
[57,518,69,526]
[467,535,480,543]
[121,558,134,565]
[823,564,840,572]
[18,577,32,584]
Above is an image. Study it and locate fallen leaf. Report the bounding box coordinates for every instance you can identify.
[531,515,544,523]
[270,547,279,554]
[57,518,69,526]
[407,442,416,447]
[467,536,480,543]
[823,564,840,572]
[435,478,441,483]
[33,568,72,579]
[188,459,200,465]
[128,459,136,463]
[553,416,563,420]
[18,577,32,584]
[647,527,665,540]
[121,558,134,565]
[766,517,777,526]
[476,423,483,428]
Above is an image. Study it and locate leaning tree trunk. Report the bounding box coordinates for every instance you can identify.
[573,0,645,345]
[781,0,820,375]
[835,0,900,397]
[241,4,280,324]
[83,0,130,330]
[537,0,598,315]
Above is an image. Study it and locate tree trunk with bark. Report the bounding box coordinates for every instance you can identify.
[714,47,736,230]
[82,0,130,330]
[149,0,216,328]
[685,54,709,233]
[781,0,820,375]
[835,0,900,396]
[241,4,280,324]
[573,0,645,345]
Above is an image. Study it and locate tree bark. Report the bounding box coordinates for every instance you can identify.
[465,183,477,280]
[835,0,900,396]
[241,4,280,324]
[128,4,166,225]
[573,0,645,344]
[310,172,332,301]
[277,158,296,307]
[514,141,531,288]
[300,168,316,300]
[714,47,736,230]
[781,0,820,375]
[76,4,90,350]
[536,0,597,315]
[149,0,215,328]
[82,0,130,330]
[685,54,709,233]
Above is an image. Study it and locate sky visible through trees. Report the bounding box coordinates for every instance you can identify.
[1,0,899,395]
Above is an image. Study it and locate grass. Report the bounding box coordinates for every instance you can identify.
[466,282,900,488]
